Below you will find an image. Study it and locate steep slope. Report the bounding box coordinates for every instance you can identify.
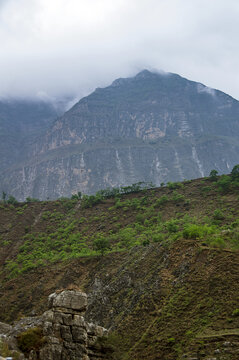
[0,175,239,359]
[1,70,239,200]
[0,99,59,183]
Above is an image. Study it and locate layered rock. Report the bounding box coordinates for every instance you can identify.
[2,70,239,200]
[0,290,109,360]
[38,290,108,360]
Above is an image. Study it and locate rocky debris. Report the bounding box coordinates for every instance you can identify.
[186,336,239,360]
[36,289,109,360]
[0,322,12,335]
[0,316,42,359]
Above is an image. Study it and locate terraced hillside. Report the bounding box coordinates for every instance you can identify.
[0,173,239,359]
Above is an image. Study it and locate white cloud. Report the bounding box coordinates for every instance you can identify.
[0,0,238,100]
[197,84,216,96]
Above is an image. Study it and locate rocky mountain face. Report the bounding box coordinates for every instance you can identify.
[1,70,239,200]
[0,99,59,172]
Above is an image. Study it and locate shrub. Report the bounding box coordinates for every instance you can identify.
[166,220,179,233]
[26,197,40,202]
[201,186,212,194]
[209,169,218,181]
[205,236,226,249]
[81,194,103,208]
[17,327,44,355]
[7,195,18,205]
[172,191,185,203]
[1,191,7,203]
[213,209,224,220]
[231,164,239,180]
[167,337,176,344]
[135,214,145,224]
[152,233,164,243]
[217,175,231,193]
[167,182,183,190]
[142,239,150,246]
[232,308,239,316]
[183,224,215,240]
[93,236,110,256]
[155,195,169,206]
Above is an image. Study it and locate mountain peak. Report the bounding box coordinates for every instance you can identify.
[135,69,171,79]
[135,69,155,78]
[111,69,165,87]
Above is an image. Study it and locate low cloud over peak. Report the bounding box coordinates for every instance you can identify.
[0,0,238,101]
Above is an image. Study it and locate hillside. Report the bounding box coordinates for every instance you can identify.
[1,70,239,200]
[0,173,239,359]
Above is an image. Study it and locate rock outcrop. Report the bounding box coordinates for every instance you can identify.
[36,289,108,360]
[0,290,109,360]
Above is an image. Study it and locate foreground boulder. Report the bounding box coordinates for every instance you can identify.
[0,290,109,360]
[35,289,109,360]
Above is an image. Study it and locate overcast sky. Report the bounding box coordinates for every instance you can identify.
[0,0,238,102]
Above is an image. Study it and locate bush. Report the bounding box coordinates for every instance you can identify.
[17,327,44,355]
[81,194,103,208]
[213,209,224,220]
[26,197,40,202]
[232,308,239,316]
[172,191,185,203]
[183,224,215,240]
[217,175,231,193]
[231,164,239,180]
[166,220,179,233]
[142,239,150,246]
[155,195,169,206]
[209,237,226,249]
[152,233,164,243]
[209,169,218,181]
[93,236,110,256]
[7,195,18,205]
[167,182,183,190]
[135,213,145,224]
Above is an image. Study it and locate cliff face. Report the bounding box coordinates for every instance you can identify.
[1,70,239,200]
[0,99,59,173]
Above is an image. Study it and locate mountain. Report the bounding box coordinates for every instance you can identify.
[0,176,239,359]
[0,99,59,171]
[1,70,239,200]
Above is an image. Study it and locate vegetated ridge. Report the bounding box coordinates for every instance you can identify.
[0,168,239,359]
[1,69,239,200]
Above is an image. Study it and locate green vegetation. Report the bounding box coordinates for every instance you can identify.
[93,235,110,255]
[81,182,154,209]
[17,327,44,355]
[1,169,239,279]
[209,169,218,181]
[1,169,239,360]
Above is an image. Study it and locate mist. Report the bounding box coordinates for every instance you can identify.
[0,0,238,102]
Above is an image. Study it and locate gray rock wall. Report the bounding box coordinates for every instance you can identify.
[37,290,108,360]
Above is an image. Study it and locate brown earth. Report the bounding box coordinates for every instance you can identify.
[0,177,239,359]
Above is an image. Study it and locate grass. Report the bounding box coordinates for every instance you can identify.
[0,173,239,359]
[1,174,239,278]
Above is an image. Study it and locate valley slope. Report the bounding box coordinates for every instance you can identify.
[0,175,239,359]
